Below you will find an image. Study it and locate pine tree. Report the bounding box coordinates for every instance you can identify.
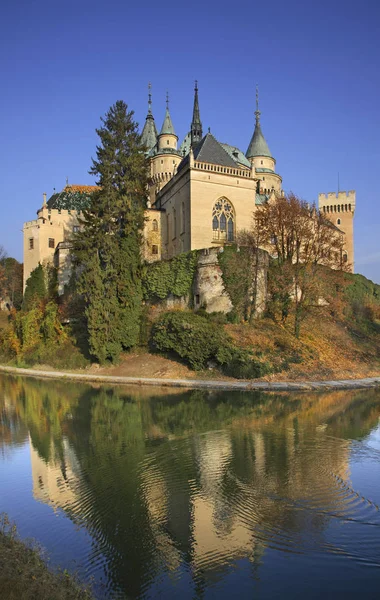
[74,101,148,363]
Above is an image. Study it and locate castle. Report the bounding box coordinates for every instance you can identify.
[22,84,355,292]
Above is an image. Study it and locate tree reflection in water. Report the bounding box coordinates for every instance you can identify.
[1,375,380,599]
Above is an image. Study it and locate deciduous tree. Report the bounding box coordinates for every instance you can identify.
[253,193,348,337]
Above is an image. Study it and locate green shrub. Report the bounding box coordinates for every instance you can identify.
[151,311,275,379]
[143,251,198,301]
[151,311,232,370]
[216,345,272,378]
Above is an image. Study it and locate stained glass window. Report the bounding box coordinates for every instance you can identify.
[212,198,234,241]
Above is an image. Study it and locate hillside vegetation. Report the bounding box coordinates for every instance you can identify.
[0,270,378,382]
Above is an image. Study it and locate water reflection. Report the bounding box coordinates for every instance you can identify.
[1,375,380,599]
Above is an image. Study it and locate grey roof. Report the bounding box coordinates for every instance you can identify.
[255,193,269,205]
[178,133,247,173]
[179,131,191,156]
[141,113,158,153]
[246,120,272,159]
[255,167,275,173]
[220,143,251,168]
[141,118,158,153]
[160,107,176,136]
[193,133,237,166]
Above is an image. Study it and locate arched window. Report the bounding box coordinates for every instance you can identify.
[337,218,341,225]
[152,219,158,231]
[212,198,235,242]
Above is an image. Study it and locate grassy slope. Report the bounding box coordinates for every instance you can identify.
[0,518,92,600]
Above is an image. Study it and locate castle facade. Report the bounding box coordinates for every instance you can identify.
[22,84,355,292]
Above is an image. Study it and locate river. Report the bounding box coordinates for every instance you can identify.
[1,374,380,599]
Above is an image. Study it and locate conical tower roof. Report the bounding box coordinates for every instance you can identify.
[141,83,158,152]
[246,88,272,159]
[160,93,176,136]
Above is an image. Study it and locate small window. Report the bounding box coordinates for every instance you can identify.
[167,140,169,145]
[261,160,263,165]
[337,218,341,225]
[29,238,34,250]
[263,177,265,181]
[73,225,80,233]
[152,219,158,232]
[152,245,158,255]
[343,254,348,263]
[195,294,200,305]
[161,160,164,165]
[48,238,55,248]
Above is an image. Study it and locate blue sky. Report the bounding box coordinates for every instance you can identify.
[1,0,379,283]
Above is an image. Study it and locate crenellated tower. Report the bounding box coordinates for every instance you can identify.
[318,191,356,270]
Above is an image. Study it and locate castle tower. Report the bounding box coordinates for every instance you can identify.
[246,87,282,194]
[141,83,158,155]
[191,81,203,147]
[318,191,356,270]
[149,93,183,204]
[157,93,178,150]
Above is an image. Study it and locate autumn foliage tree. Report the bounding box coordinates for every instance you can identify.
[253,193,348,337]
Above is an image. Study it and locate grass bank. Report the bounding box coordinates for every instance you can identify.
[0,514,93,600]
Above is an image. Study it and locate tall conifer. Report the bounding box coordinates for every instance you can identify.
[74,101,148,362]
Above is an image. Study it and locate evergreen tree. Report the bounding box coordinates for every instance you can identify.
[23,263,47,310]
[74,101,148,363]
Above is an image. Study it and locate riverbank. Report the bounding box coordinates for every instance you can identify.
[0,364,379,391]
[0,515,92,600]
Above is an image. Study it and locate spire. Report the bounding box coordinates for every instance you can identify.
[191,80,203,146]
[141,82,158,152]
[246,85,272,159]
[159,92,176,136]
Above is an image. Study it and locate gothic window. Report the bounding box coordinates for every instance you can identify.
[212,198,235,242]
[152,219,158,232]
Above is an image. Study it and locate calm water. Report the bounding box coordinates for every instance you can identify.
[1,375,380,599]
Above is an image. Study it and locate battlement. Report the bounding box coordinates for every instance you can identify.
[23,219,39,228]
[318,190,355,204]
[38,206,81,218]
[318,190,356,214]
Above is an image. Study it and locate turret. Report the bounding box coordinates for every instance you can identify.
[246,87,282,194]
[190,80,203,147]
[158,93,178,150]
[141,83,158,154]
